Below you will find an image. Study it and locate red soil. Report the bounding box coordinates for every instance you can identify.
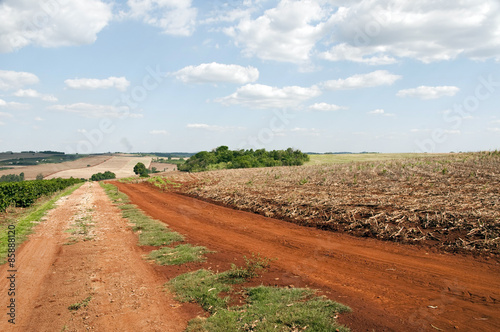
[113,181,500,332]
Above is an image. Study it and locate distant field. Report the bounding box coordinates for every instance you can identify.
[45,156,152,179]
[306,153,451,165]
[0,152,60,162]
[0,155,111,180]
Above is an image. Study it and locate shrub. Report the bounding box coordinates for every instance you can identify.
[90,171,116,181]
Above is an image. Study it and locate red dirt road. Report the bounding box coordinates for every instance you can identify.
[0,183,191,331]
[114,182,500,331]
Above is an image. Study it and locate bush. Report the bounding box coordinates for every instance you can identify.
[90,171,116,181]
[0,173,25,183]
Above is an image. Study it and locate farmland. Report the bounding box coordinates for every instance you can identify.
[0,151,498,331]
[0,177,83,212]
[45,155,152,179]
[152,151,500,255]
[0,154,111,180]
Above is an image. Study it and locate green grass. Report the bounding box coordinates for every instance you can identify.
[100,182,184,246]
[187,286,351,332]
[306,153,451,165]
[169,267,350,332]
[168,269,237,313]
[0,182,84,264]
[148,244,212,265]
[68,295,92,311]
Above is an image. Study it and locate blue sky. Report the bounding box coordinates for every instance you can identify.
[0,0,499,154]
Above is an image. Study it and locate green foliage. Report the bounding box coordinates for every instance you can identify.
[178,146,310,172]
[169,269,234,313]
[187,286,351,332]
[90,171,116,181]
[0,178,84,212]
[225,253,273,280]
[148,244,212,265]
[133,162,149,177]
[68,296,92,311]
[0,173,24,183]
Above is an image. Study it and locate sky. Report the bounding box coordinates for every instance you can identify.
[0,0,499,154]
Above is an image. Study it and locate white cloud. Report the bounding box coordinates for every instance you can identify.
[368,109,395,117]
[48,103,141,118]
[34,116,43,121]
[322,0,500,63]
[290,127,321,136]
[308,102,347,112]
[322,70,401,90]
[397,86,460,100]
[0,0,112,53]
[0,70,39,90]
[319,44,397,66]
[215,84,321,109]
[224,0,331,63]
[149,129,168,135]
[14,89,57,102]
[444,130,461,135]
[64,77,130,92]
[487,127,500,133]
[126,0,197,36]
[173,63,259,84]
[186,123,244,132]
[0,98,30,109]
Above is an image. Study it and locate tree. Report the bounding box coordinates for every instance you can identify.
[133,162,149,177]
[36,173,44,180]
[90,171,116,181]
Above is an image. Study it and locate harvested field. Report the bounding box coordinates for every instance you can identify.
[0,155,111,180]
[156,152,500,255]
[150,162,177,173]
[307,153,451,165]
[46,156,152,179]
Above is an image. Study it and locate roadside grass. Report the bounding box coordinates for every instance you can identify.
[148,244,212,265]
[100,182,184,246]
[0,182,84,264]
[169,261,350,331]
[169,269,233,312]
[186,286,351,332]
[147,176,182,190]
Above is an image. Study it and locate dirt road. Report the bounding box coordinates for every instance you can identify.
[114,182,500,332]
[0,182,190,331]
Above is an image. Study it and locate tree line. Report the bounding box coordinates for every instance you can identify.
[178,146,310,172]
